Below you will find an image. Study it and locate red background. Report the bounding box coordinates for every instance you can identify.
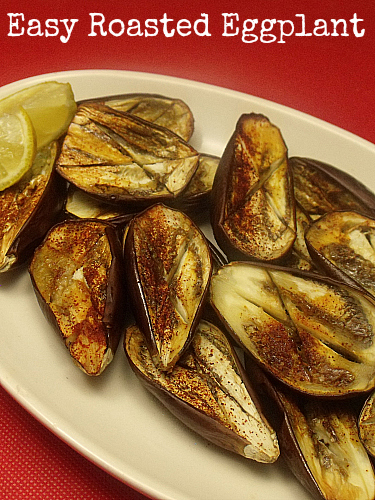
[0,0,374,499]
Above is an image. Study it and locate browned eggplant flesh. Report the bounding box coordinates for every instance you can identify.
[56,103,199,206]
[276,390,375,500]
[211,113,296,262]
[124,203,212,371]
[359,389,375,459]
[81,92,194,142]
[29,219,124,376]
[210,261,375,396]
[306,211,375,298]
[0,141,66,272]
[290,157,375,219]
[125,320,280,462]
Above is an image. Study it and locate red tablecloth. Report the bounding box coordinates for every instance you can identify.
[1,0,374,499]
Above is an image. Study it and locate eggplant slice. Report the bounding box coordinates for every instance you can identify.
[125,320,280,462]
[306,211,375,298]
[81,93,194,142]
[29,219,125,376]
[210,262,375,396]
[0,141,66,272]
[276,390,375,500]
[56,103,199,206]
[290,157,375,219]
[124,203,212,371]
[211,113,296,262]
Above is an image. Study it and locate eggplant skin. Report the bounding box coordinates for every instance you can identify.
[211,113,296,263]
[0,141,67,272]
[124,321,280,462]
[210,261,375,397]
[29,219,125,376]
[305,211,375,300]
[290,157,375,219]
[123,203,212,371]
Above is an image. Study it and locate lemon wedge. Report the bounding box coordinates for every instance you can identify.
[0,81,77,149]
[0,106,36,191]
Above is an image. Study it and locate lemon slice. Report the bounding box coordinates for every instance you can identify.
[0,81,76,149]
[0,107,36,191]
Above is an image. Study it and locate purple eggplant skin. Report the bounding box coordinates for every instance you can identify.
[210,113,296,264]
[29,219,126,376]
[290,157,375,219]
[123,203,213,371]
[124,321,280,462]
[0,141,67,273]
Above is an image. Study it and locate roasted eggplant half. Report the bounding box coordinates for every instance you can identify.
[56,103,199,207]
[0,141,66,272]
[124,203,212,371]
[211,113,296,263]
[125,320,280,462]
[285,202,315,271]
[81,93,194,142]
[359,389,375,459]
[210,261,375,396]
[275,390,375,500]
[306,211,375,298]
[29,219,125,376]
[290,157,375,219]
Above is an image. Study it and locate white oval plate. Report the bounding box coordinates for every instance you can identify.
[1,70,374,500]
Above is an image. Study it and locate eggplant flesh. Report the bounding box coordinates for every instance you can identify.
[29,220,124,376]
[359,390,375,459]
[306,211,375,298]
[124,203,212,371]
[290,157,375,219]
[81,93,194,142]
[0,141,65,272]
[125,320,280,462]
[56,103,199,205]
[211,113,296,262]
[210,262,375,396]
[278,392,375,500]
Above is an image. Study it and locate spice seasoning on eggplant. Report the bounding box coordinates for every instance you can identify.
[29,219,125,376]
[211,113,296,263]
[125,320,280,462]
[210,261,375,396]
[124,203,212,371]
[0,141,66,272]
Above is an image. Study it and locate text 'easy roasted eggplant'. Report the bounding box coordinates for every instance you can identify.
[125,320,280,462]
[29,219,125,376]
[211,113,296,262]
[124,203,212,370]
[210,261,375,396]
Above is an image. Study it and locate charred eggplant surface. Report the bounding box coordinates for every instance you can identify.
[0,141,66,272]
[290,157,375,219]
[211,113,296,262]
[56,103,199,206]
[125,320,280,462]
[29,219,124,376]
[124,203,212,371]
[306,211,375,298]
[81,93,194,142]
[210,262,375,396]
